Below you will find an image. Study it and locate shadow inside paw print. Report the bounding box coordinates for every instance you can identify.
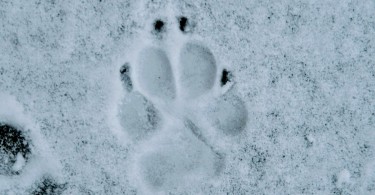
[136,47,176,100]
[118,92,161,140]
[178,42,217,98]
[0,123,31,175]
[204,93,248,135]
[139,148,216,189]
[137,122,221,190]
[117,17,248,192]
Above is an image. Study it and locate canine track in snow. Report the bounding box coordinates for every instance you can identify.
[117,12,248,193]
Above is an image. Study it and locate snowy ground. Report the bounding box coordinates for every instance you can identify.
[0,0,375,194]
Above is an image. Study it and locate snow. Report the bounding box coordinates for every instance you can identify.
[337,169,351,188]
[11,153,26,172]
[0,0,374,194]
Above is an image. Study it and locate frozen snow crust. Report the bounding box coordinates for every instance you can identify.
[0,0,375,194]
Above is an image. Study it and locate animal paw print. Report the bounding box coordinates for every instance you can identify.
[118,16,248,193]
[0,123,31,176]
[0,94,66,194]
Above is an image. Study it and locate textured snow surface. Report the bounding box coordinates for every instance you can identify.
[0,0,375,194]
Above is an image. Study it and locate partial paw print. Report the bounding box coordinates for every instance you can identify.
[0,123,31,176]
[0,94,66,194]
[117,16,248,193]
